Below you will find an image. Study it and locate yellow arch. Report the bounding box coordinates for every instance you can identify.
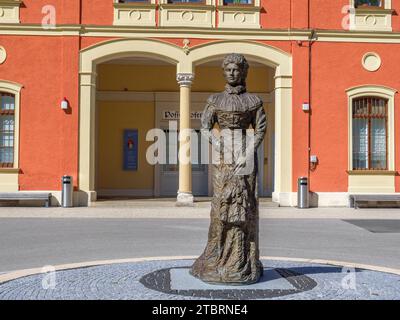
[189,40,292,76]
[80,38,189,73]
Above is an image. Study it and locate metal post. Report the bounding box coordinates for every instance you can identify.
[62,175,73,208]
[297,177,309,209]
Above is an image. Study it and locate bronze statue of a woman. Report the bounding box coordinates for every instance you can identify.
[190,54,267,285]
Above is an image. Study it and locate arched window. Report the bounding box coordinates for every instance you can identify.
[0,92,15,167]
[346,85,396,193]
[352,96,387,170]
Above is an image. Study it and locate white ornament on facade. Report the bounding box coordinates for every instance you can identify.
[0,46,6,64]
[364,15,377,26]
[129,10,141,21]
[182,39,190,55]
[181,11,194,22]
[234,12,246,23]
[362,52,381,72]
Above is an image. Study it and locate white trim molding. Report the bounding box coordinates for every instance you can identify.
[4,24,400,44]
[346,84,397,193]
[113,0,157,27]
[0,79,23,191]
[349,0,392,32]
[0,0,21,24]
[217,0,261,29]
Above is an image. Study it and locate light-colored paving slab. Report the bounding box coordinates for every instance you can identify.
[170,268,295,290]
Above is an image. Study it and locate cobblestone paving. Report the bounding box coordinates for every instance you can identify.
[0,260,399,300]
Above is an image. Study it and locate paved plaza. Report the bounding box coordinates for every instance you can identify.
[0,202,400,300]
[1,259,399,300]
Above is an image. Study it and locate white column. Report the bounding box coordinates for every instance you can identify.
[176,73,195,206]
[272,75,293,206]
[79,71,97,205]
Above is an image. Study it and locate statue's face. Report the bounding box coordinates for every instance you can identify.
[223,63,243,86]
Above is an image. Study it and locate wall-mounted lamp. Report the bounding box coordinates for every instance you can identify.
[310,155,318,163]
[61,97,69,110]
[310,155,318,172]
[302,102,310,111]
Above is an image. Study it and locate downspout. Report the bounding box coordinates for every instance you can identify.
[307,0,316,185]
[77,0,83,191]
[79,0,82,50]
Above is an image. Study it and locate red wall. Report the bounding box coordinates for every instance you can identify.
[20,0,81,24]
[303,42,400,192]
[0,35,80,190]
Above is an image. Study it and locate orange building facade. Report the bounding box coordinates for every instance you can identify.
[0,0,399,207]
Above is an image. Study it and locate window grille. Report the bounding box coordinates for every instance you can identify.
[0,93,15,167]
[352,96,388,170]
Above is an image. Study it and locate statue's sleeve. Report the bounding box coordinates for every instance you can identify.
[200,100,220,151]
[253,105,267,150]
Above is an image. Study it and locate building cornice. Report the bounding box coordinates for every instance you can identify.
[1,24,400,43]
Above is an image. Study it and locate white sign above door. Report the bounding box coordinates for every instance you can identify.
[162,111,203,120]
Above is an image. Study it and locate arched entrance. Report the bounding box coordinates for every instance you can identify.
[78,39,292,206]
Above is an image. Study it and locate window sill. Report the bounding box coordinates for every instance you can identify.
[354,8,394,14]
[114,2,157,9]
[159,3,213,10]
[161,3,210,7]
[0,167,20,173]
[347,170,397,176]
[220,5,260,11]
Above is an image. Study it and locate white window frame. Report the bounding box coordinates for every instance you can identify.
[346,85,397,193]
[347,85,396,172]
[0,80,22,191]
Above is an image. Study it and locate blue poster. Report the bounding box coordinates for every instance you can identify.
[123,129,138,171]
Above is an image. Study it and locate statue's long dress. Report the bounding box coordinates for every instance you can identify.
[190,85,267,285]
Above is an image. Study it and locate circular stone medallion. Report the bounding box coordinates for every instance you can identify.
[364,15,377,26]
[234,12,246,23]
[0,46,7,64]
[182,11,194,22]
[362,52,381,72]
[129,10,141,21]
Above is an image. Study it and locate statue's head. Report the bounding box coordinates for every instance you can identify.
[222,53,249,87]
